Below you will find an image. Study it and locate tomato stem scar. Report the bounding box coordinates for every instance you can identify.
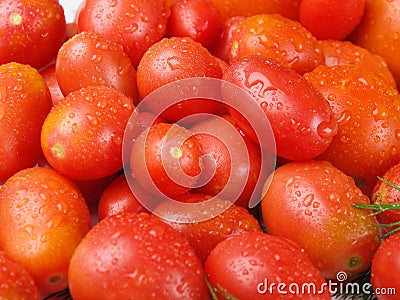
[9,13,22,25]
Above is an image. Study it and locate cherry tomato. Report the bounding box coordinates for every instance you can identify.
[222,56,337,161]
[68,212,208,300]
[0,62,52,184]
[299,0,366,40]
[205,232,331,299]
[229,14,324,74]
[167,0,222,47]
[304,64,400,196]
[261,160,380,279]
[40,63,65,105]
[41,85,135,181]
[56,31,139,102]
[0,167,91,297]
[0,250,40,300]
[0,0,66,69]
[77,0,171,67]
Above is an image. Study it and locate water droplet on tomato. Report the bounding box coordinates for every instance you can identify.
[337,110,351,125]
[373,102,388,121]
[71,123,78,133]
[395,129,400,141]
[16,198,30,208]
[317,119,337,140]
[0,106,5,120]
[303,194,314,207]
[85,114,98,126]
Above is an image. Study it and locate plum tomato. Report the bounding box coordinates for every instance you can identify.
[0,0,66,69]
[154,194,262,263]
[68,212,208,300]
[40,63,65,105]
[136,37,222,122]
[261,160,380,279]
[318,39,396,88]
[350,0,400,87]
[77,0,170,67]
[209,0,301,22]
[97,174,148,221]
[129,123,203,198]
[229,13,324,75]
[167,0,222,47]
[0,250,40,300]
[299,0,366,40]
[371,231,400,300]
[0,167,91,297]
[222,56,337,161]
[0,62,52,184]
[55,31,139,102]
[41,85,135,181]
[304,64,400,196]
[205,232,331,300]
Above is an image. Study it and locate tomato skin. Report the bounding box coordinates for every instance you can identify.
[371,232,400,300]
[0,0,66,69]
[0,251,40,300]
[56,31,139,102]
[167,0,222,47]
[41,85,135,181]
[68,212,208,300]
[77,0,170,67]
[205,232,331,300]
[299,0,365,40]
[222,56,337,161]
[229,14,324,75]
[304,64,400,196]
[0,62,52,184]
[0,167,91,297]
[261,160,380,279]
[40,63,65,105]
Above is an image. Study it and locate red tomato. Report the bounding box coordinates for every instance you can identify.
[0,62,52,184]
[350,0,400,86]
[167,0,222,47]
[261,160,380,279]
[56,31,139,102]
[68,212,208,300]
[299,0,366,40]
[229,14,324,74]
[0,167,91,297]
[130,123,203,198]
[41,85,135,181]
[205,232,331,299]
[0,0,66,69]
[136,37,222,122]
[154,194,261,262]
[40,63,65,105]
[77,0,171,67]
[0,250,40,300]
[222,56,337,161]
[371,232,400,299]
[304,64,400,196]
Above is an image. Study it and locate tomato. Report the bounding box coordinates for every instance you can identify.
[68,212,208,300]
[0,250,40,300]
[97,174,148,221]
[77,0,170,67]
[261,160,380,279]
[0,0,66,69]
[40,63,65,105]
[155,194,261,262]
[41,85,135,181]
[209,0,301,22]
[167,0,222,47]
[136,37,222,122]
[205,232,331,299]
[56,31,139,102]
[371,231,400,299]
[350,0,400,86]
[318,39,396,88]
[0,62,52,184]
[129,123,203,198]
[222,56,337,161]
[0,167,91,297]
[304,64,400,196]
[299,0,366,40]
[229,14,324,75]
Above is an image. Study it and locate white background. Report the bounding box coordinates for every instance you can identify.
[59,0,82,23]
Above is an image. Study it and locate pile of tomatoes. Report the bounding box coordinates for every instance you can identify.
[1,0,400,299]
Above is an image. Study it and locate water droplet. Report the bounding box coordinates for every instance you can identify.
[317,119,337,140]
[337,110,351,125]
[16,198,30,208]
[71,123,78,133]
[0,106,5,120]
[85,114,98,126]
[373,102,388,121]
[303,194,314,207]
